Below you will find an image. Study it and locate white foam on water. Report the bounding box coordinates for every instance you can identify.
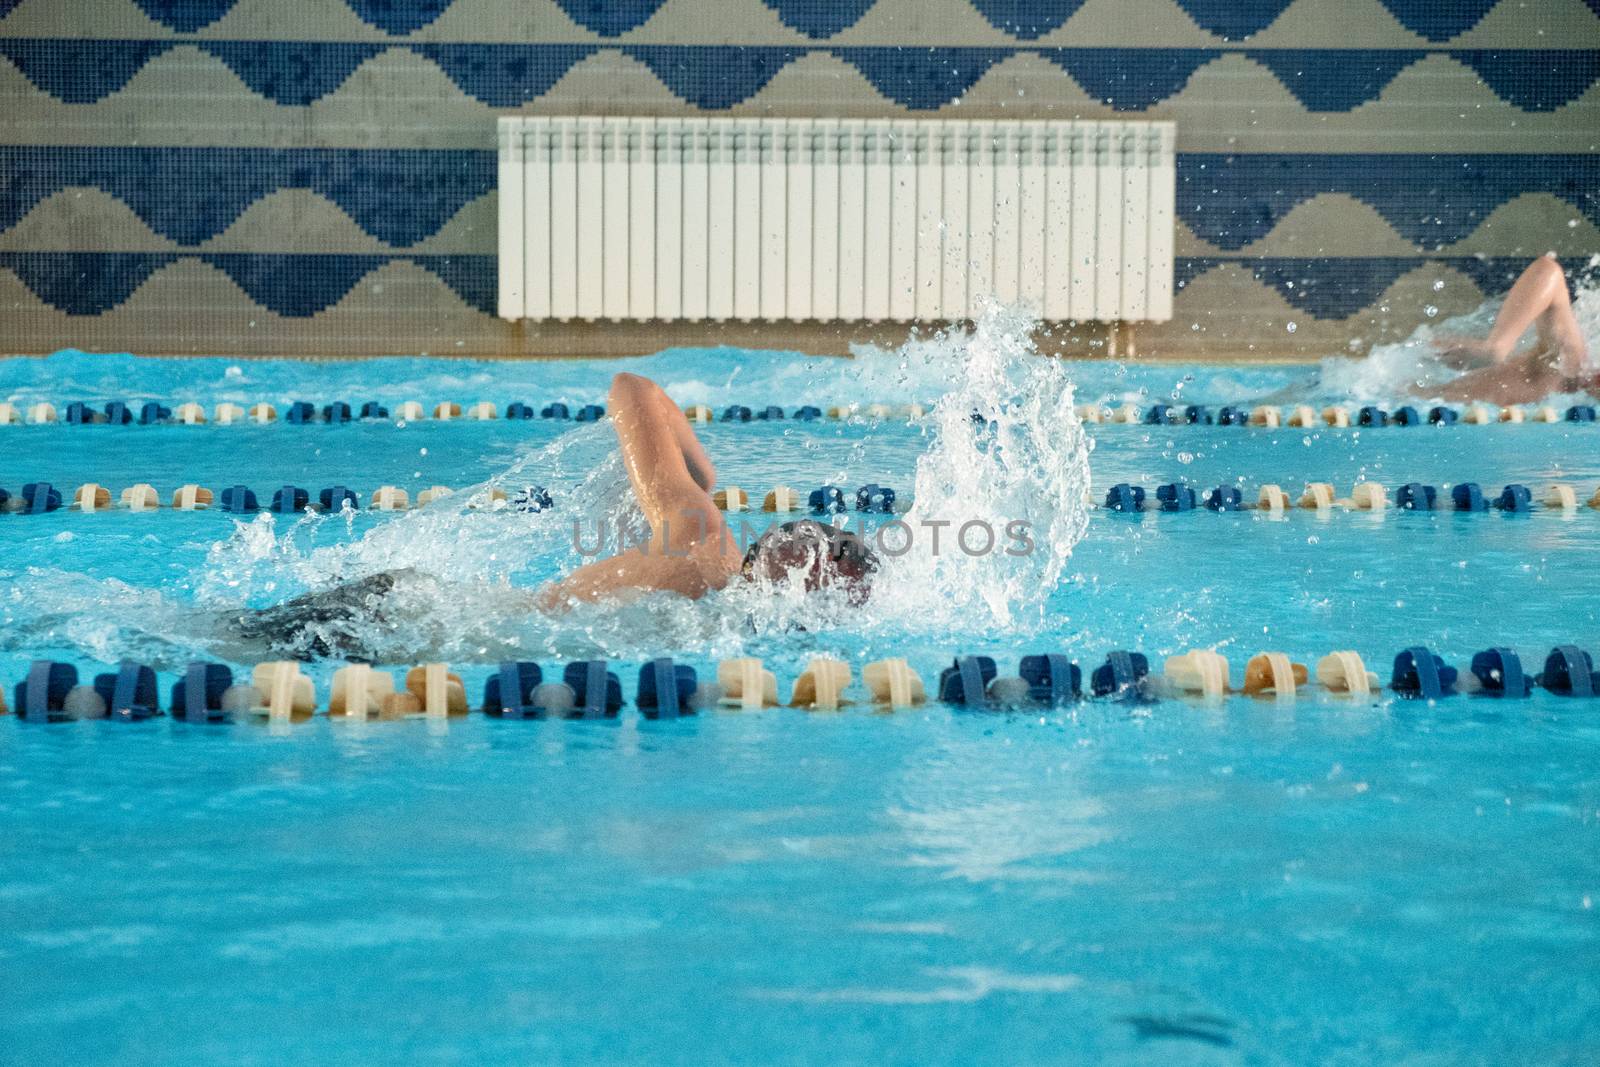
[864,301,1093,633]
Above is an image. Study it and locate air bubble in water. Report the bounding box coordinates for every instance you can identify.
[1286,321,1297,333]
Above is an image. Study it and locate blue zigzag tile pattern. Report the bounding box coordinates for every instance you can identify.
[968,0,1088,40]
[127,0,454,34]
[27,0,1554,42]
[5,147,1595,253]
[1176,154,1600,250]
[761,0,877,38]
[0,147,496,247]
[549,0,669,36]
[0,252,495,316]
[1175,256,1541,318]
[4,40,1596,113]
[0,252,1551,321]
[127,0,236,33]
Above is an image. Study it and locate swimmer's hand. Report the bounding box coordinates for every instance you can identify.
[535,581,576,614]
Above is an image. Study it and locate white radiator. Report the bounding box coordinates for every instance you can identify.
[498,117,1175,324]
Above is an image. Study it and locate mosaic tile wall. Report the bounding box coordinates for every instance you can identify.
[1,0,1597,359]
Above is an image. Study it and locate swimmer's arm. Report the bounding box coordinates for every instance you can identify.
[611,372,716,494]
[536,550,719,611]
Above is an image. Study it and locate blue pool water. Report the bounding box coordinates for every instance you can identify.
[2,318,1598,1065]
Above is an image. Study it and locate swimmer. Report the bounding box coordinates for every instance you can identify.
[1425,255,1594,405]
[222,373,877,659]
[536,372,877,609]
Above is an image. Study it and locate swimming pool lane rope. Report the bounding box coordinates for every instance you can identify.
[2,400,1597,428]
[7,479,1600,517]
[6,646,1595,724]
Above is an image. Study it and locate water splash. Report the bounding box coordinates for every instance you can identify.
[868,301,1092,633]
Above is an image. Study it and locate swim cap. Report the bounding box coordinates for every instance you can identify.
[741,520,877,604]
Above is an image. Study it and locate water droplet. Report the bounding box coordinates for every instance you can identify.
[1286,321,1297,333]
[1425,305,1438,317]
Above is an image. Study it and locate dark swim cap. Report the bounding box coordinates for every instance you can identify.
[741,520,878,604]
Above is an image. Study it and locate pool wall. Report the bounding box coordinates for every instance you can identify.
[1,0,1597,360]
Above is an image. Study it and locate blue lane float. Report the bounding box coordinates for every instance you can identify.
[1204,486,1244,511]
[563,660,622,719]
[93,661,160,721]
[1156,483,1196,511]
[139,402,171,425]
[481,661,544,718]
[1538,645,1598,697]
[1019,654,1081,704]
[505,402,535,419]
[1496,484,1534,512]
[171,662,234,722]
[271,485,310,513]
[319,486,358,511]
[1104,484,1146,512]
[1396,483,1438,510]
[636,658,698,720]
[938,656,996,705]
[21,481,61,513]
[793,405,822,421]
[1469,648,1530,698]
[575,404,605,422]
[15,661,78,722]
[1092,651,1150,698]
[1567,405,1597,422]
[1452,483,1487,511]
[323,401,353,423]
[1391,646,1458,699]
[360,401,389,420]
[1141,403,1214,426]
[855,483,895,513]
[541,402,569,419]
[104,400,132,425]
[1391,406,1422,426]
[1216,406,1250,426]
[722,405,752,422]
[809,485,847,514]
[508,486,553,513]
[756,406,785,421]
[285,401,316,424]
[221,485,259,512]
[1428,406,1459,425]
[1358,406,1388,426]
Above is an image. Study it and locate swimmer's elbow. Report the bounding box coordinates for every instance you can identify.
[609,372,652,404]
